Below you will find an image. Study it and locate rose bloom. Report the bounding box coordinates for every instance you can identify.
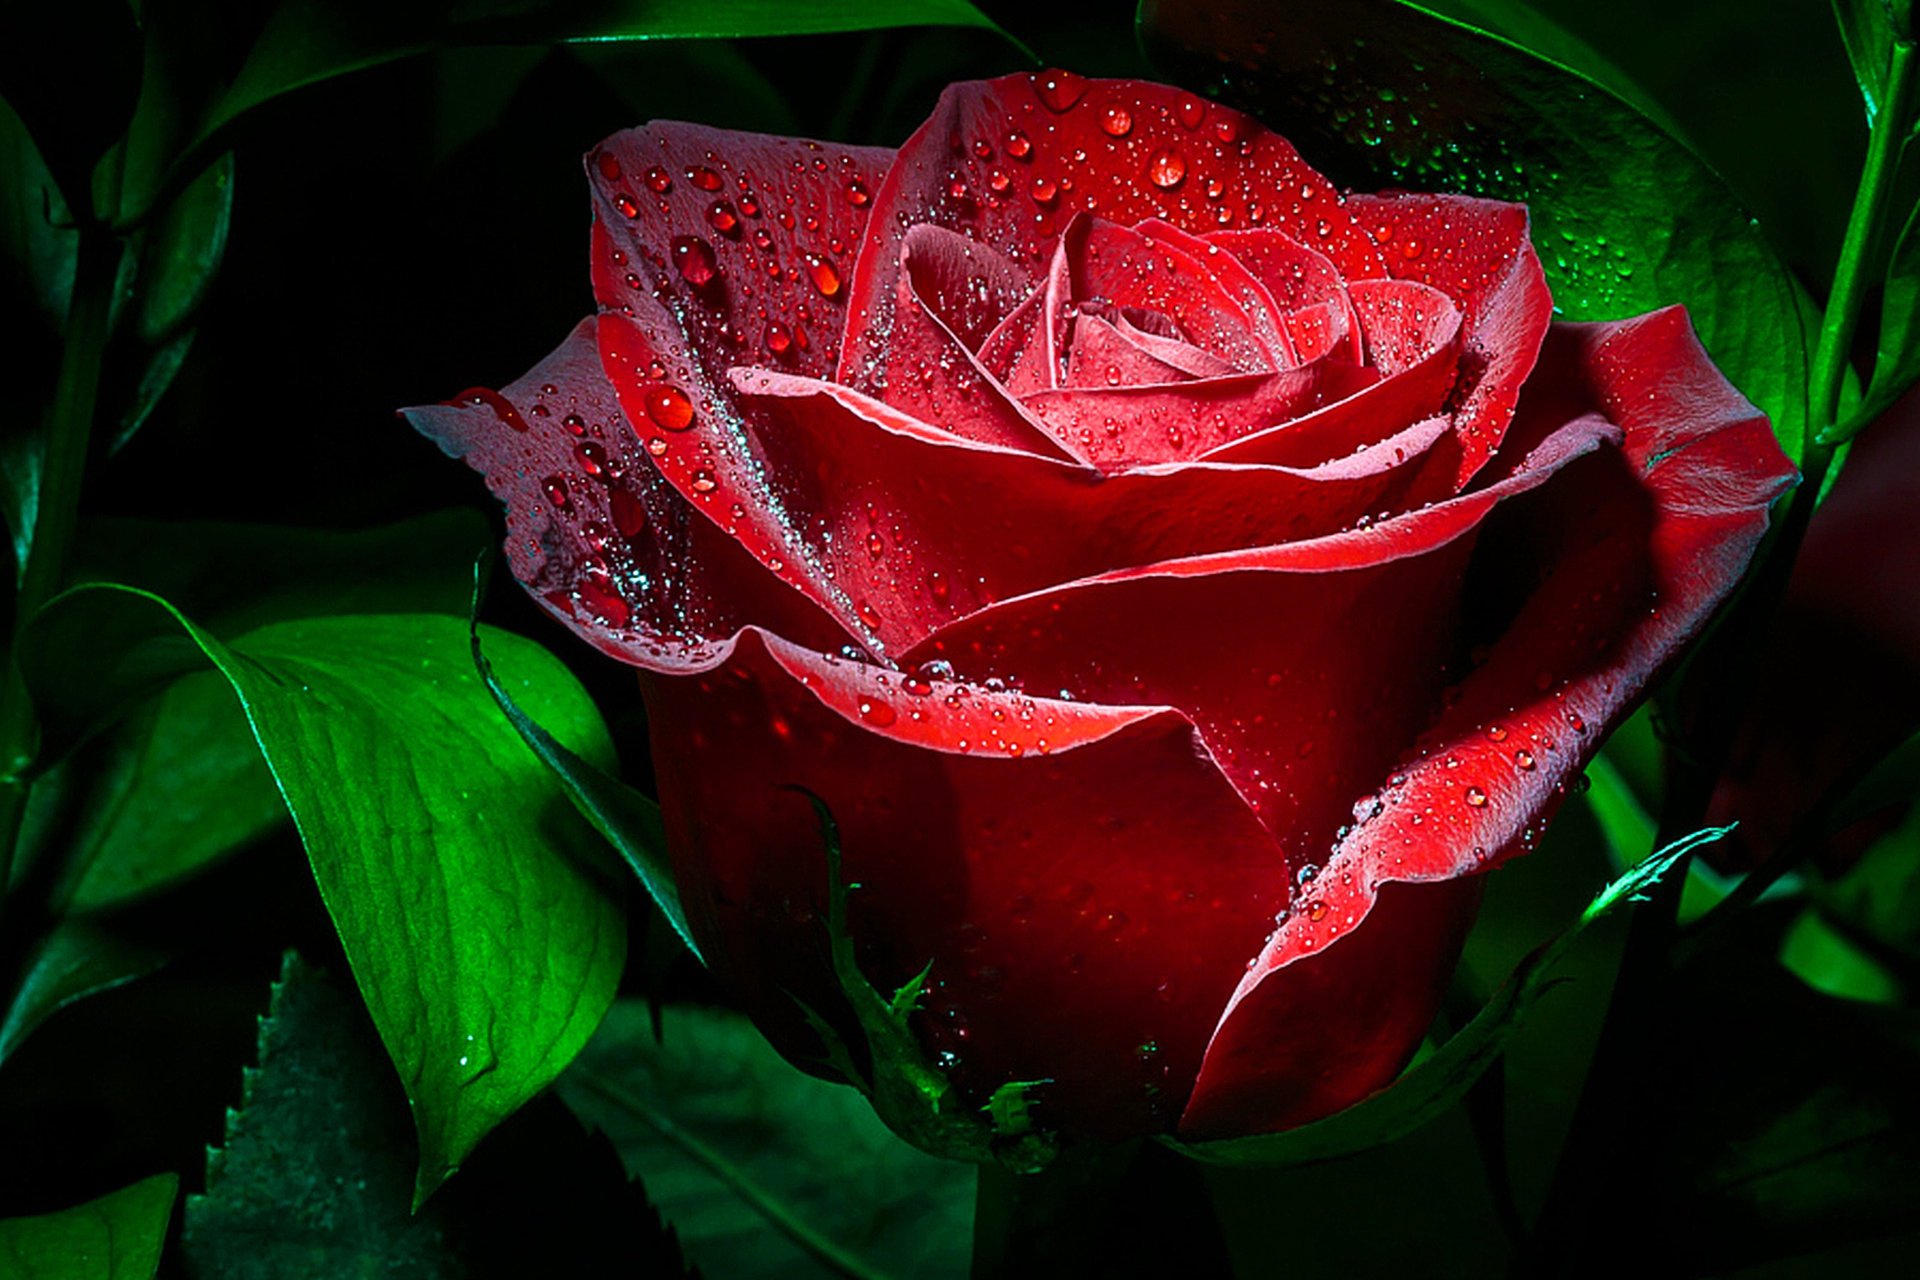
[408,73,1793,1143]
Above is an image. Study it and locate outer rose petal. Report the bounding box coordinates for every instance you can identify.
[1180,308,1793,1137]
[644,627,1290,1134]
[402,319,850,671]
[839,73,1386,395]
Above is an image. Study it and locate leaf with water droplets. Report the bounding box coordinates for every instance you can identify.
[18,589,626,1204]
[0,1173,177,1280]
[1142,0,1813,461]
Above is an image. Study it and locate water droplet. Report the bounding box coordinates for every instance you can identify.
[764,320,792,354]
[543,475,570,511]
[1486,724,1508,742]
[690,468,718,494]
[1005,129,1033,160]
[1307,900,1328,922]
[846,179,870,206]
[803,253,841,297]
[574,441,609,477]
[1212,118,1240,144]
[858,697,897,727]
[1465,786,1488,808]
[686,164,723,191]
[614,194,640,219]
[1514,749,1536,771]
[641,384,695,431]
[1100,105,1134,137]
[1033,68,1087,112]
[671,235,718,286]
[1147,150,1187,189]
[595,152,622,181]
[1030,176,1058,205]
[453,387,529,433]
[610,488,647,538]
[706,200,738,233]
[643,165,672,193]
[1178,97,1207,129]
[928,571,950,605]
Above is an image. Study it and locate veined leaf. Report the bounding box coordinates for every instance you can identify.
[0,920,168,1066]
[0,1173,177,1280]
[1832,0,1911,125]
[19,588,626,1202]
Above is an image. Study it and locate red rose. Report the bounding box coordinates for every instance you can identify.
[407,73,1794,1142]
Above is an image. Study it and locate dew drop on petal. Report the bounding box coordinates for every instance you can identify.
[689,468,719,494]
[671,235,718,286]
[858,698,897,727]
[643,165,671,193]
[595,152,622,181]
[1514,749,1536,771]
[803,253,841,297]
[614,194,640,219]
[1033,68,1087,112]
[1100,105,1133,137]
[764,320,793,354]
[1177,97,1207,129]
[706,200,738,233]
[642,384,695,431]
[1147,150,1187,189]
[1005,129,1033,160]
[686,164,723,191]
[1465,786,1488,808]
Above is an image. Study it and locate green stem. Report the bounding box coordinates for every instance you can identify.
[1812,39,1918,453]
[0,230,118,923]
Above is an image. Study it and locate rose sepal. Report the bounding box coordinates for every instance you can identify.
[1162,823,1734,1167]
[790,792,1061,1175]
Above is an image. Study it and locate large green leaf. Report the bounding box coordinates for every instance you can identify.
[0,1173,178,1280]
[1139,0,1812,459]
[0,920,168,1066]
[1165,826,1732,1167]
[33,672,285,911]
[561,1001,974,1280]
[19,589,627,1201]
[124,0,1022,224]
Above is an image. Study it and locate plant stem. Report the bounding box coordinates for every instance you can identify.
[0,229,119,925]
[1812,38,1918,453]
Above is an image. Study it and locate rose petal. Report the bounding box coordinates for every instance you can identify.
[1206,227,1359,362]
[881,225,1074,458]
[1180,308,1794,1137]
[727,368,1450,649]
[839,74,1387,395]
[904,413,1621,846]
[1347,193,1552,494]
[644,626,1288,1135]
[402,319,851,671]
[587,122,893,385]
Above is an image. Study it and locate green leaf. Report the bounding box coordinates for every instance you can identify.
[471,614,702,964]
[1165,825,1734,1167]
[1140,0,1812,460]
[1779,905,1905,1003]
[1832,0,1910,125]
[1856,197,1920,428]
[104,151,235,451]
[1831,725,1920,831]
[0,1173,178,1280]
[561,1001,974,1280]
[1818,797,1920,957]
[0,919,168,1065]
[128,0,1023,224]
[183,951,463,1278]
[0,95,75,583]
[20,588,627,1202]
[11,669,283,912]
[186,952,699,1279]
